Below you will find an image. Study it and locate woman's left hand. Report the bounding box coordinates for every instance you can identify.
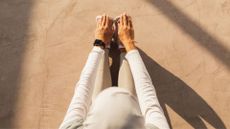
[95,14,114,46]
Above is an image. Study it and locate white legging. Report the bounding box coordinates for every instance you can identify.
[92,49,136,100]
[59,47,169,129]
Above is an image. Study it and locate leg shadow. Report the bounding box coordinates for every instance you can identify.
[109,41,121,86]
[138,49,226,129]
[0,0,33,128]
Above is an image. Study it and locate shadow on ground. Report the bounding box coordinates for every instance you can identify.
[141,1,228,127]
[145,0,230,71]
[139,49,226,129]
[0,0,33,128]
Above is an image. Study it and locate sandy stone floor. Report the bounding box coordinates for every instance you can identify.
[0,0,230,128]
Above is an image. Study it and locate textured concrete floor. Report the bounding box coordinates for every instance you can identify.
[0,0,230,128]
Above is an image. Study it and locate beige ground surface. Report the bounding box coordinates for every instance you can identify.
[0,0,230,129]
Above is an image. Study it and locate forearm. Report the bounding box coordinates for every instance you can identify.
[125,49,169,129]
[59,46,104,129]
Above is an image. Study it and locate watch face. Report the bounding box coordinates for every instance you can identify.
[95,39,102,44]
[94,39,105,48]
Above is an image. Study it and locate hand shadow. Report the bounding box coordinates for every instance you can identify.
[138,49,226,129]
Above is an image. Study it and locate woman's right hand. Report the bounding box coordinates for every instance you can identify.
[118,13,136,52]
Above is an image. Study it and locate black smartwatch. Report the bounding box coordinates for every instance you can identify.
[93,39,105,49]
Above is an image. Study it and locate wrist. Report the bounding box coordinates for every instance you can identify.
[125,43,136,52]
[95,36,109,44]
[123,40,136,52]
[123,39,135,45]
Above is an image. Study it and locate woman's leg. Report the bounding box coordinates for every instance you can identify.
[92,49,112,100]
[118,52,136,95]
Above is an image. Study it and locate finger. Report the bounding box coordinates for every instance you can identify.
[128,16,133,28]
[117,20,121,27]
[97,21,100,28]
[97,18,101,28]
[130,20,133,28]
[127,15,130,28]
[96,16,101,27]
[102,14,106,26]
[127,20,131,28]
[118,21,121,27]
[100,15,104,25]
[115,16,120,26]
[111,25,114,34]
[105,15,109,27]
[108,17,113,27]
[114,20,118,32]
[121,14,124,26]
[118,16,122,26]
[117,22,122,34]
[124,14,128,27]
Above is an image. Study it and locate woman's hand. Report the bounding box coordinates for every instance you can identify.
[118,13,136,52]
[95,14,114,46]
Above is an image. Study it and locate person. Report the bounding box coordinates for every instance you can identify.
[59,13,170,129]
